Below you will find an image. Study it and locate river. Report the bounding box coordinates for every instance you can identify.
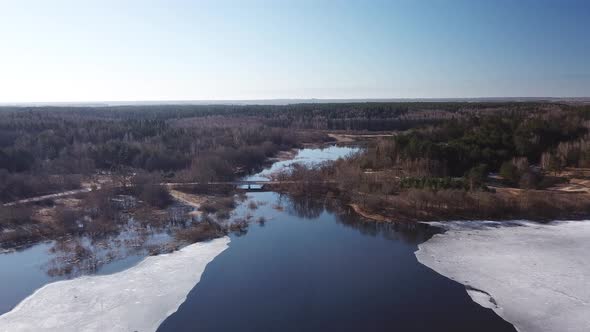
[158,191,514,332]
[0,144,516,331]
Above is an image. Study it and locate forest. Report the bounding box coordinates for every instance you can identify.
[273,102,590,221]
[2,101,590,247]
[0,106,330,203]
[0,101,534,203]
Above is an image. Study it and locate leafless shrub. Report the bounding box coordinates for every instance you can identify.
[174,222,225,243]
[229,218,248,235]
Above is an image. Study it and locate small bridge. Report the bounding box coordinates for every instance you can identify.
[164,180,302,191]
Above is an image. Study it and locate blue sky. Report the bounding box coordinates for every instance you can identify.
[1,0,589,102]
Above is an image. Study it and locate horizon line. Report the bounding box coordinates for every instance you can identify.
[2,96,590,107]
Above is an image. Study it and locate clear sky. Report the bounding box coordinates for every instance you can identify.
[1,0,589,102]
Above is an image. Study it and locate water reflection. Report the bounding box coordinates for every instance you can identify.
[283,193,326,219]
[42,220,174,277]
[1,204,197,280]
[0,145,362,315]
[158,191,516,332]
[244,145,360,181]
[283,192,438,244]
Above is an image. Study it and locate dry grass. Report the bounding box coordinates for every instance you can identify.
[348,186,590,222]
[174,222,225,243]
[274,149,298,161]
[547,178,590,193]
[248,201,258,210]
[348,203,389,222]
[328,132,396,143]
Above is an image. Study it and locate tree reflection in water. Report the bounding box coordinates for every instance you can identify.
[284,192,438,245]
[40,192,438,279]
[43,217,192,278]
[284,193,326,219]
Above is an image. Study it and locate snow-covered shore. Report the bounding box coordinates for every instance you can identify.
[0,237,230,332]
[415,220,590,332]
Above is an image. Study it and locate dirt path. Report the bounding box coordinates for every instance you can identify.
[2,188,92,207]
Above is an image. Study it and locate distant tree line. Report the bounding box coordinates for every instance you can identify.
[0,101,584,203]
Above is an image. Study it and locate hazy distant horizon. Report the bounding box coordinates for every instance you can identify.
[1,96,590,108]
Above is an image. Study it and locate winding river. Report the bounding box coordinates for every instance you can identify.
[0,145,516,332]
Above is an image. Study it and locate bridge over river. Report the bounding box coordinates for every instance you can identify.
[164,180,314,190]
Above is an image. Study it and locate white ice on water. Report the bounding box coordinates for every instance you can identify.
[415,220,590,332]
[0,237,230,332]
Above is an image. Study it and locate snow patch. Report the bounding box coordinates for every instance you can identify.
[416,220,590,332]
[0,237,230,332]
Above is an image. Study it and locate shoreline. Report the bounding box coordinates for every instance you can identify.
[348,203,390,222]
[339,184,590,223]
[0,237,230,332]
[415,220,590,332]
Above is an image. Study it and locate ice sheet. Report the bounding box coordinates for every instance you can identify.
[0,237,230,332]
[416,220,590,332]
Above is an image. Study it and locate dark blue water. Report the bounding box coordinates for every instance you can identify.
[158,192,516,332]
[0,146,517,330]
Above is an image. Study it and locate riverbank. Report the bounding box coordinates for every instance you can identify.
[275,179,590,223]
[348,203,390,222]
